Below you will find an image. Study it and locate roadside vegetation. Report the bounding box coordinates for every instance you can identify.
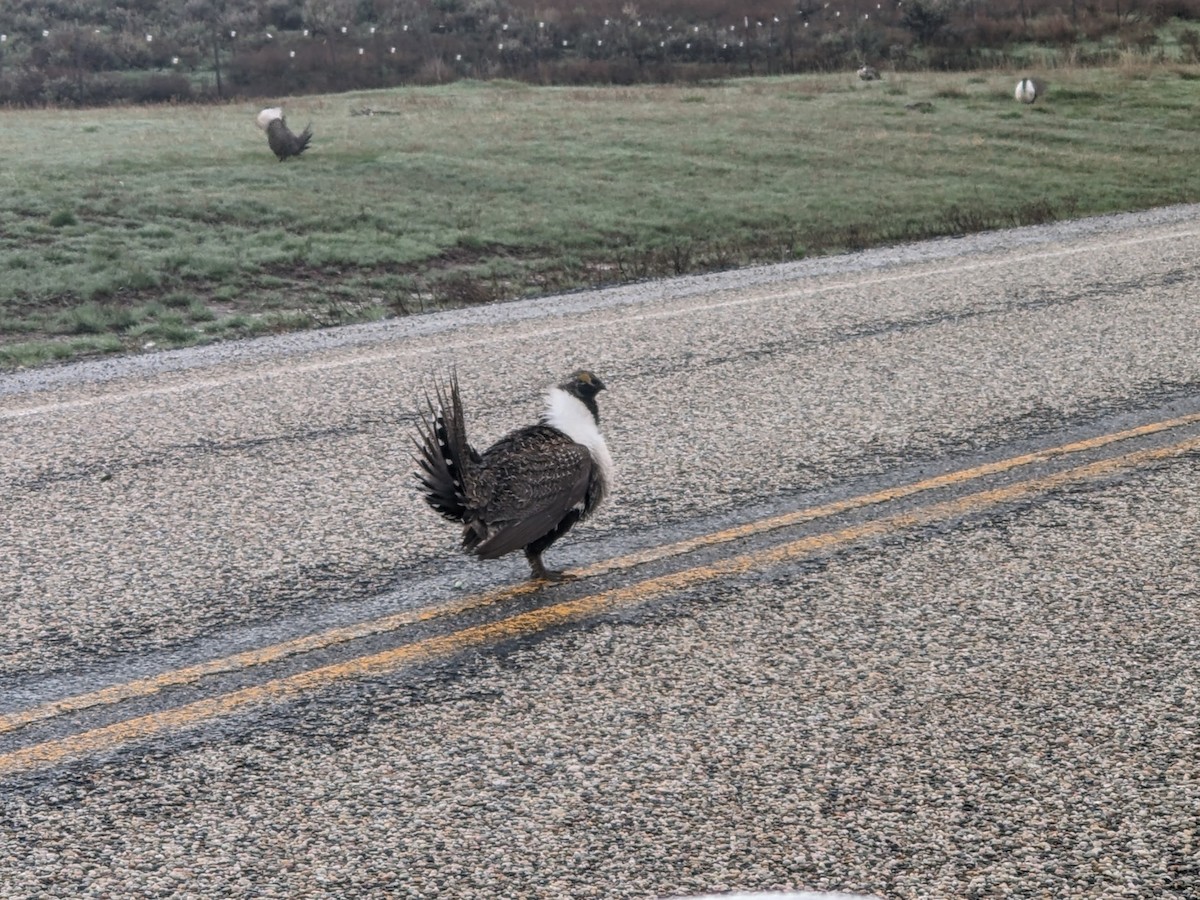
[3,61,1200,368]
[3,0,1200,104]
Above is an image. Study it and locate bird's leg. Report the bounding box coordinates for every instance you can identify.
[526,550,575,583]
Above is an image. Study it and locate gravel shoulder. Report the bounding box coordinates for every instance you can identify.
[3,202,1199,399]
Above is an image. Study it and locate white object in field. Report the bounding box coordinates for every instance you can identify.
[256,107,283,130]
[1015,78,1041,103]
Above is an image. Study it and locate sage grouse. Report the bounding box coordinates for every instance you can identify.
[255,107,312,161]
[415,370,613,582]
[1014,78,1043,104]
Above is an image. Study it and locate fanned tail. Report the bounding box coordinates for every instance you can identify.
[293,123,313,156]
[414,372,478,524]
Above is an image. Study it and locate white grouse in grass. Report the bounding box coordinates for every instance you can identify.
[255,107,313,161]
[415,370,613,582]
[1014,78,1044,104]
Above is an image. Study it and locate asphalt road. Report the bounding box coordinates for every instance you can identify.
[2,205,1199,898]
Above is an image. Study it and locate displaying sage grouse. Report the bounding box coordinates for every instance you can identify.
[1014,78,1044,104]
[255,107,312,161]
[415,370,613,582]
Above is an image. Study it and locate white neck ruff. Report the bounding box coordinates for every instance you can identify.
[543,388,614,483]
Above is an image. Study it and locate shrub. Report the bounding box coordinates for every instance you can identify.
[3,1,1200,106]
[125,73,193,104]
[55,302,138,336]
[1178,27,1200,61]
[1027,14,1076,46]
[5,67,47,106]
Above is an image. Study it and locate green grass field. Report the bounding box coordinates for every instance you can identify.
[3,63,1200,369]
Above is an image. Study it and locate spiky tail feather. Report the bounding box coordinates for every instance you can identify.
[414,373,477,524]
[294,124,313,156]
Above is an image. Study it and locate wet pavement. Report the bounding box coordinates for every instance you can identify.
[2,206,1199,898]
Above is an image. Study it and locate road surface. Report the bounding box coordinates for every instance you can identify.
[2,206,1198,898]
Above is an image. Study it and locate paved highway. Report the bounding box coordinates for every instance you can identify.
[2,206,1198,898]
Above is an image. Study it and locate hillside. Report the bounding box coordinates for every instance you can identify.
[3,0,1200,105]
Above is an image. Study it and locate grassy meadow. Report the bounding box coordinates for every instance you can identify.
[3,63,1200,369]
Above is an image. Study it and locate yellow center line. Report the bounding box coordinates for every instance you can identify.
[1,433,1197,777]
[576,409,1200,575]
[3,410,1199,739]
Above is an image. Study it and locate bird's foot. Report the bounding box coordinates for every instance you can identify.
[528,565,577,583]
[526,551,577,583]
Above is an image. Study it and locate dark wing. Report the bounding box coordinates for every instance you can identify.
[471,427,593,559]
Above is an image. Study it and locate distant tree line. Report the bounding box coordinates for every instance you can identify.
[2,0,1199,106]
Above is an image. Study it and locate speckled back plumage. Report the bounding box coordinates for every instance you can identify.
[467,424,598,558]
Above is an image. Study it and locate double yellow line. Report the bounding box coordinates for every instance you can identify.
[3,412,1199,776]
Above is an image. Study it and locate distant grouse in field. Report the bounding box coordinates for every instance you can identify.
[255,107,312,161]
[415,370,613,582]
[1014,78,1044,104]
